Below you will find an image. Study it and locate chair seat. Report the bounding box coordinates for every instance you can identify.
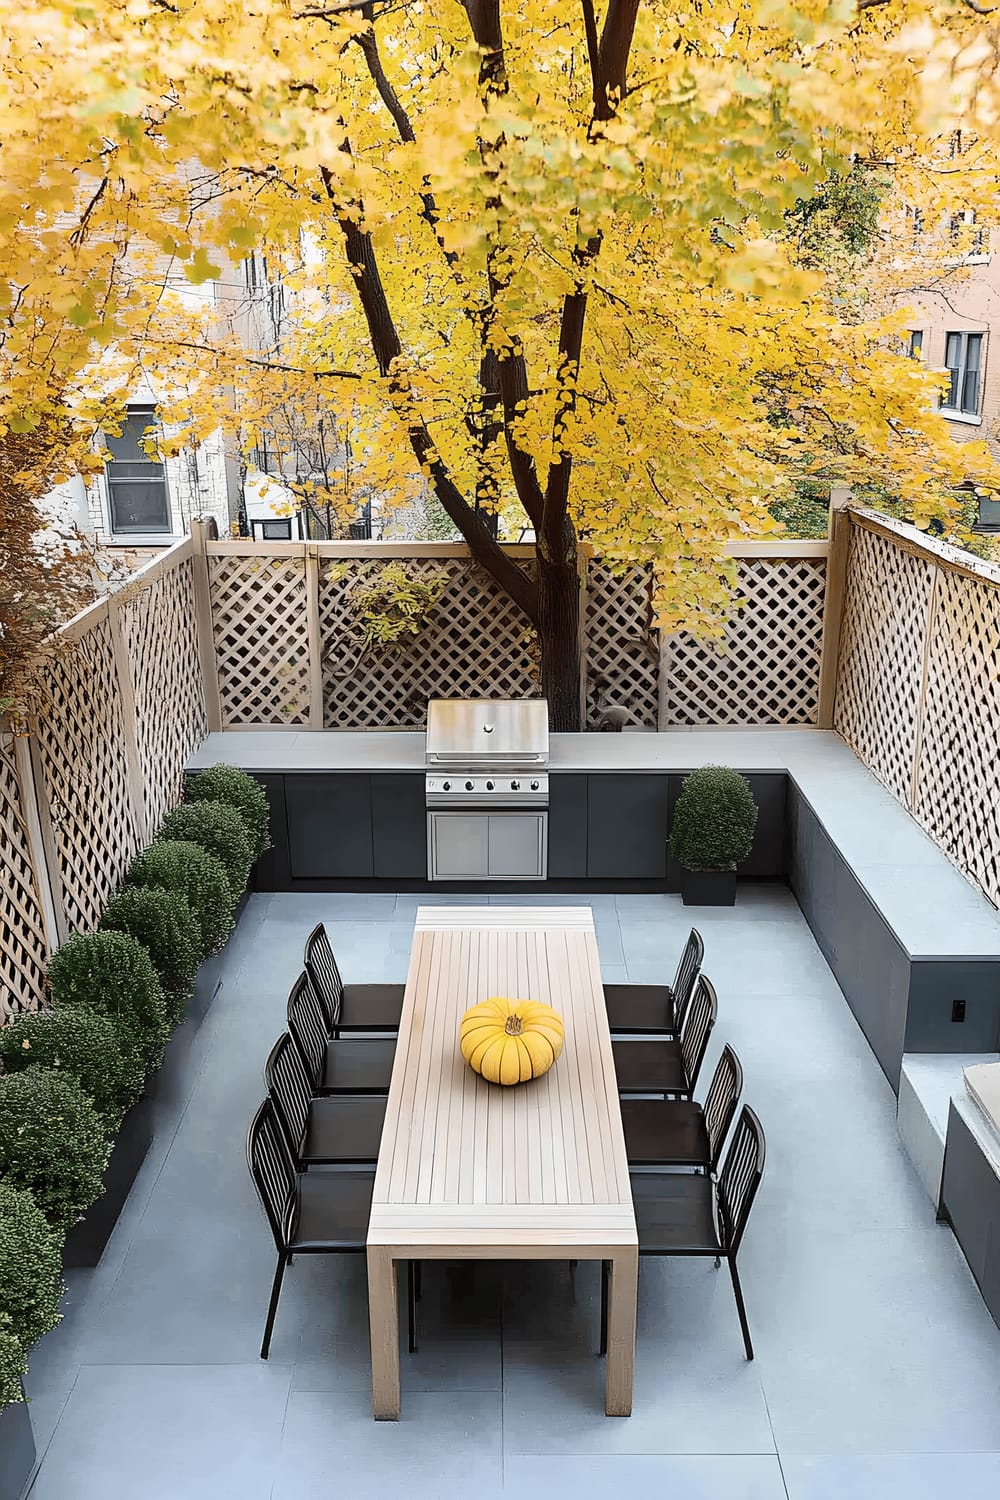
[291,1168,375,1250]
[303,1095,388,1164]
[320,1038,396,1094]
[612,1039,687,1095]
[604,983,676,1035]
[620,1098,709,1167]
[338,983,405,1032]
[631,1171,721,1254]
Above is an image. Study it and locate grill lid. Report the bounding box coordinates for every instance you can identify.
[425,698,549,764]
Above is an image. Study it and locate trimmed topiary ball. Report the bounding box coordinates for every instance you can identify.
[100,885,201,1024]
[157,800,253,899]
[0,1179,64,1352]
[669,765,758,871]
[186,764,270,861]
[47,930,169,1070]
[0,1067,110,1230]
[0,1329,26,1409]
[127,839,234,958]
[0,1007,144,1134]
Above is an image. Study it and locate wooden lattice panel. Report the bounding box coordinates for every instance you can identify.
[913,569,1000,906]
[320,557,538,727]
[31,621,141,933]
[0,736,48,1022]
[120,559,207,833]
[210,555,312,725]
[585,562,659,728]
[662,559,827,726]
[834,527,935,804]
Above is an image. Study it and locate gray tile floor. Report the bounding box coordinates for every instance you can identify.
[22,889,1000,1499]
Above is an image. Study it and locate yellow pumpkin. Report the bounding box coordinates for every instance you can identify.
[459,997,564,1086]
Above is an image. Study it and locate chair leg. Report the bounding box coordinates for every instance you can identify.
[407,1262,417,1354]
[599,1261,608,1357]
[569,1259,577,1302]
[727,1256,754,1361]
[414,1259,422,1301]
[261,1253,288,1360]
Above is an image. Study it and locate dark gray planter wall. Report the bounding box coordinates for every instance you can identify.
[941,1101,1000,1330]
[0,1385,35,1500]
[63,1095,154,1269]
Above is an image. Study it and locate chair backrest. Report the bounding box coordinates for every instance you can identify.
[718,1105,765,1257]
[304,922,344,1030]
[264,1031,312,1160]
[701,1043,743,1173]
[246,1097,297,1253]
[680,973,717,1093]
[671,927,704,1021]
[287,969,327,1091]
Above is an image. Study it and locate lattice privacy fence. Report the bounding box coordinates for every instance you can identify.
[1,541,207,1024]
[835,512,1000,906]
[662,557,828,726]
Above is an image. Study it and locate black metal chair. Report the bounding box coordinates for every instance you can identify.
[287,970,395,1096]
[620,1043,742,1171]
[265,1032,387,1167]
[304,922,405,1036]
[604,927,704,1036]
[611,974,717,1097]
[247,1096,416,1357]
[601,1105,765,1360]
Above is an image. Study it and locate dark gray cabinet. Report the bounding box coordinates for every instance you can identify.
[249,773,289,891]
[548,775,588,878]
[587,774,669,879]
[285,774,373,879]
[942,1101,1000,1329]
[372,774,427,879]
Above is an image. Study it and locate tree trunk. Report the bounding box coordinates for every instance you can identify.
[537,547,582,732]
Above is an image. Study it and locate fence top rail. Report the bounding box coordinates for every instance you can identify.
[849,506,1000,590]
[52,535,195,645]
[203,537,829,562]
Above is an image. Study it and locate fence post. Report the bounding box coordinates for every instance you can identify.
[107,593,149,844]
[816,487,853,729]
[11,730,67,952]
[305,544,325,730]
[191,517,223,732]
[577,545,590,727]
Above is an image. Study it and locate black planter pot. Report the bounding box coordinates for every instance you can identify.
[0,1384,36,1500]
[62,1094,154,1269]
[680,867,737,907]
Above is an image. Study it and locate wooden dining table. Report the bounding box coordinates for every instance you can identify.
[366,904,638,1418]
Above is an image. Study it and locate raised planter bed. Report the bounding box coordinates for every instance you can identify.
[0,1384,36,1500]
[62,1093,154,1269]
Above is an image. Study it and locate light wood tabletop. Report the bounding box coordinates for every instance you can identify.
[366,905,638,1419]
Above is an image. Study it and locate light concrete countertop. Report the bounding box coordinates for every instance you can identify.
[186,726,1000,959]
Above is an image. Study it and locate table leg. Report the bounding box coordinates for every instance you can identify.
[604,1247,638,1416]
[367,1245,400,1419]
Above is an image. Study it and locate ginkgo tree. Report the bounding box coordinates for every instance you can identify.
[4,1,1000,728]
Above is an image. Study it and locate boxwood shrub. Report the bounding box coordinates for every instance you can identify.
[0,1068,110,1230]
[127,839,234,958]
[186,764,270,860]
[47,930,169,1070]
[0,1007,144,1134]
[157,800,253,899]
[669,765,758,871]
[0,1179,64,1352]
[100,885,201,1024]
[0,1329,26,1409]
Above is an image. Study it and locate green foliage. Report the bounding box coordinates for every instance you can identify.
[47,930,169,1070]
[669,766,759,872]
[0,1067,110,1230]
[186,764,271,860]
[100,885,201,1022]
[0,1179,64,1352]
[128,839,235,958]
[331,560,448,652]
[157,800,254,898]
[0,1006,144,1134]
[785,165,888,269]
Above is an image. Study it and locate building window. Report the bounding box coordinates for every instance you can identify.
[943,331,984,415]
[908,330,924,360]
[104,409,171,534]
[253,518,293,540]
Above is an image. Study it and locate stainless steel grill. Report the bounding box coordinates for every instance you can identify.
[424,698,549,880]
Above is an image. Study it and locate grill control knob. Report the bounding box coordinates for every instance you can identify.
[442,781,450,791]
[511,779,520,791]
[486,780,495,790]
[465,780,475,791]
[530,780,539,790]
